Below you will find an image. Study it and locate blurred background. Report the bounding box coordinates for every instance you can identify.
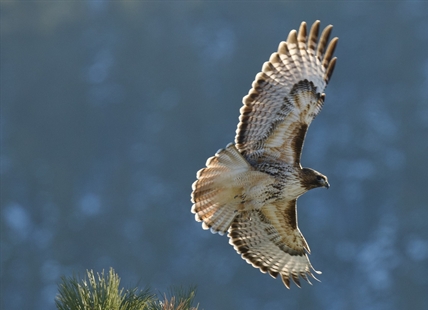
[1,1,428,309]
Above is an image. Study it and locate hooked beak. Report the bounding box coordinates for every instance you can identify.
[324,181,330,189]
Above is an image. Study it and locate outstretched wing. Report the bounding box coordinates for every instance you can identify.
[228,199,320,288]
[235,20,338,165]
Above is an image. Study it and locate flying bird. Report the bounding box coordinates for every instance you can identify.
[191,20,338,288]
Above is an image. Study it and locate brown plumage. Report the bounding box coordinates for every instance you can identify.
[191,20,338,288]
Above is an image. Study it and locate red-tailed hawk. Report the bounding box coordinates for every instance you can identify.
[191,20,338,288]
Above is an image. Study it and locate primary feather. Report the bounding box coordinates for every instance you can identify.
[235,20,337,165]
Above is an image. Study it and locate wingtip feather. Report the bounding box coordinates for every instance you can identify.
[316,24,333,58]
[308,20,320,49]
[297,22,307,47]
[277,41,288,55]
[287,29,298,46]
[282,275,291,289]
[325,56,337,82]
[322,37,338,68]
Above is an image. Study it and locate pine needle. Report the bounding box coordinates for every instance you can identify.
[55,268,200,310]
[55,268,154,310]
[150,286,199,310]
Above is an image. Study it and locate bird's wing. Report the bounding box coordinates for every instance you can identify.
[228,199,320,288]
[235,20,338,165]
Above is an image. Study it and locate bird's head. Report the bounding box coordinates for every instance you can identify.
[300,168,330,190]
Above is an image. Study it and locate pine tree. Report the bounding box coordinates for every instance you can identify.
[55,268,200,310]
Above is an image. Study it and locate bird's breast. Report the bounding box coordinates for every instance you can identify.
[254,161,307,201]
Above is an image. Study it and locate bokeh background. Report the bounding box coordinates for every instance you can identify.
[2,1,428,309]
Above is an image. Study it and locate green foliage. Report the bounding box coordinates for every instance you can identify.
[151,286,199,310]
[55,268,199,310]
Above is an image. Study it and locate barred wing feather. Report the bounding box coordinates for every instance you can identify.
[235,20,338,165]
[228,200,320,288]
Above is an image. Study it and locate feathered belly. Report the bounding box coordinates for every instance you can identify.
[191,144,307,235]
[254,162,307,201]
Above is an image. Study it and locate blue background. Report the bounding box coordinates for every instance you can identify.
[2,1,428,309]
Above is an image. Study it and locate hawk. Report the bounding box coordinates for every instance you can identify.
[191,20,338,288]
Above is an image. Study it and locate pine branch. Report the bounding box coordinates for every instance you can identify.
[55,268,199,310]
[150,286,199,310]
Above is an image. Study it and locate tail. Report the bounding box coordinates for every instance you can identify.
[191,143,255,235]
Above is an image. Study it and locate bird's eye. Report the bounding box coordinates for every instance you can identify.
[316,175,323,181]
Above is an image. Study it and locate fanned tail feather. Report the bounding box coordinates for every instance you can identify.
[192,143,274,234]
[191,143,253,234]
